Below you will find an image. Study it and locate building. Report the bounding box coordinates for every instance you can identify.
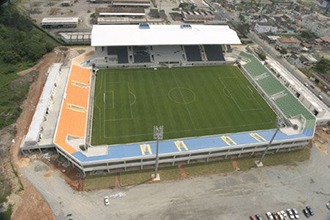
[182,10,215,23]
[112,0,150,7]
[301,15,330,37]
[315,36,330,48]
[95,7,146,18]
[41,17,79,28]
[254,22,278,34]
[276,37,301,49]
[91,24,241,67]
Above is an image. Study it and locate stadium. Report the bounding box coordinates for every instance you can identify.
[20,24,315,176]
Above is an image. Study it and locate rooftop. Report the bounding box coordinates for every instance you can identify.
[91,24,241,46]
[278,37,301,44]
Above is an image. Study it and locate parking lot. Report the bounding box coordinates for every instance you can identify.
[20,143,330,220]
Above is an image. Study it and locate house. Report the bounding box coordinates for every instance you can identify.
[276,37,301,49]
[300,54,318,66]
[254,22,278,34]
[315,36,330,48]
[301,15,330,37]
[287,54,303,67]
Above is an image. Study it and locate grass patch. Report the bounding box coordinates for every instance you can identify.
[92,65,276,145]
[260,147,310,166]
[84,175,116,190]
[158,166,180,180]
[83,149,310,190]
[121,170,152,186]
[185,160,233,177]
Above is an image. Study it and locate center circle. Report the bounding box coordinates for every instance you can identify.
[168,87,196,104]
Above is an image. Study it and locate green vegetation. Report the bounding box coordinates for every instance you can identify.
[83,148,310,190]
[0,4,57,128]
[279,47,287,55]
[300,30,316,41]
[0,204,13,220]
[91,65,276,145]
[84,175,116,190]
[314,58,330,75]
[256,51,267,61]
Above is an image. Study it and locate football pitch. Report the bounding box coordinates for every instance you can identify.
[91,65,276,145]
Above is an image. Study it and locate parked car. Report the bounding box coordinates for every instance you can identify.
[266,212,274,220]
[306,206,314,216]
[276,211,284,220]
[250,215,257,220]
[303,209,310,218]
[291,208,299,219]
[272,212,279,220]
[255,214,263,220]
[280,210,288,219]
[104,196,110,206]
[327,202,330,211]
[286,209,294,219]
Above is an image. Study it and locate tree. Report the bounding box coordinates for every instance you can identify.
[314,58,330,74]
[301,30,315,40]
[279,48,287,54]
[1,51,21,64]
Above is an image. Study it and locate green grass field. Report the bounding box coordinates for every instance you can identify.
[91,65,276,145]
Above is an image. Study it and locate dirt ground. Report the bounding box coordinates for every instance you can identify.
[313,125,330,154]
[6,49,66,220]
[6,46,89,220]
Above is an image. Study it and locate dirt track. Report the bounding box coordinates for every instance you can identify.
[8,50,63,220]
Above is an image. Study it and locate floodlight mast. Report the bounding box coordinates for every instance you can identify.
[256,117,283,167]
[153,125,163,179]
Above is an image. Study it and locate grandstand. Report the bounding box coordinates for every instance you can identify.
[20,25,316,176]
[90,24,240,67]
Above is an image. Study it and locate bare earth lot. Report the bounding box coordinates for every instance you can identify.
[20,144,330,220]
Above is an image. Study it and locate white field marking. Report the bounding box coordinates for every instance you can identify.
[103,83,133,138]
[127,83,133,118]
[111,91,114,109]
[103,73,106,139]
[130,92,137,106]
[171,71,196,129]
[93,104,102,139]
[247,86,253,94]
[167,87,196,105]
[102,120,274,139]
[218,78,263,112]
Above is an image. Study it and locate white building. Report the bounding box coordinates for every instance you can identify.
[301,15,330,37]
[254,22,278,34]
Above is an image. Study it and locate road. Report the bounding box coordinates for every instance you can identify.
[21,145,330,220]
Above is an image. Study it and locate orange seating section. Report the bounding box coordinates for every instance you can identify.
[54,64,91,154]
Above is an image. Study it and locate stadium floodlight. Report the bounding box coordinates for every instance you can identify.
[153,125,163,180]
[256,117,284,167]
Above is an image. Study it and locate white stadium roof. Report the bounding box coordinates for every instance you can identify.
[91,24,241,46]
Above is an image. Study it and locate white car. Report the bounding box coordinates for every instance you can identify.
[266,212,274,220]
[280,210,288,219]
[286,209,294,219]
[104,196,110,206]
[291,208,299,219]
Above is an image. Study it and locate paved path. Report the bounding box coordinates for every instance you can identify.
[21,145,330,220]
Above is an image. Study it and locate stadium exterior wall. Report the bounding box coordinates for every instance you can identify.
[57,139,309,175]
